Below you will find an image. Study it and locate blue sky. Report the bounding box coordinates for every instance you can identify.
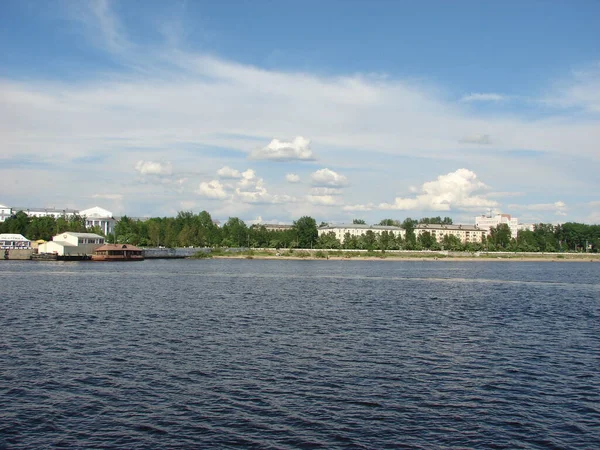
[1,0,599,224]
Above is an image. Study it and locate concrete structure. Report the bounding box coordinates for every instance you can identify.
[318,224,406,244]
[475,213,519,239]
[415,224,486,244]
[80,206,116,235]
[0,234,32,249]
[38,232,105,257]
[0,204,11,222]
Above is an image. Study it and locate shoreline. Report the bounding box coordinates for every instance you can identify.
[209,254,600,262]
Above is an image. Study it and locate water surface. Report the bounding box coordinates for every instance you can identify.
[1,260,599,448]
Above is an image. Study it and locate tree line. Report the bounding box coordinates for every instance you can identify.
[1,210,598,252]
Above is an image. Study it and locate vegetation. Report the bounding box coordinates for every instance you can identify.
[1,209,599,253]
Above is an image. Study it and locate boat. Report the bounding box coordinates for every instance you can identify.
[92,244,144,261]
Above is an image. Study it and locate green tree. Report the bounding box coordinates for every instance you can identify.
[352,219,366,224]
[293,216,318,248]
[489,223,512,250]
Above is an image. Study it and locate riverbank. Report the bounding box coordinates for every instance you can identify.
[200,250,600,262]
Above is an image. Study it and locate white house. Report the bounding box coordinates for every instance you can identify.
[318,224,406,244]
[475,213,519,239]
[80,206,116,235]
[38,232,105,256]
[0,204,11,222]
[0,234,32,249]
[415,224,486,244]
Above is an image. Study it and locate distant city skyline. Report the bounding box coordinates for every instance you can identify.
[1,0,599,225]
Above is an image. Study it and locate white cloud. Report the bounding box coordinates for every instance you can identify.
[197,180,228,199]
[379,169,498,211]
[343,203,375,212]
[460,93,506,102]
[543,64,600,113]
[508,201,568,216]
[286,173,300,183]
[250,136,315,161]
[92,193,123,201]
[307,195,341,206]
[135,160,172,176]
[459,134,492,145]
[217,166,242,179]
[311,168,348,187]
[309,187,343,196]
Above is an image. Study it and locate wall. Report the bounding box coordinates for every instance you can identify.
[2,249,34,260]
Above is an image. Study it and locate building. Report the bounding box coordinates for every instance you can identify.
[415,224,486,244]
[475,213,519,239]
[12,207,80,219]
[262,224,294,232]
[80,206,116,235]
[0,234,32,249]
[37,232,105,257]
[0,204,11,222]
[318,224,406,244]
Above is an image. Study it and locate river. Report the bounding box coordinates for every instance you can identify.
[1,259,598,448]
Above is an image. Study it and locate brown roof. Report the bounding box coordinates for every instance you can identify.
[95,244,142,251]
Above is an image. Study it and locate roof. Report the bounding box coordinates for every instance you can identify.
[80,206,114,218]
[56,232,105,239]
[95,244,142,251]
[0,204,9,209]
[0,234,30,241]
[319,224,404,231]
[416,224,482,231]
[14,207,80,214]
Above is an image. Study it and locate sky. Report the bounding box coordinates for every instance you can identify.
[1,0,599,225]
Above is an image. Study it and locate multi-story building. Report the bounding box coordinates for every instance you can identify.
[475,213,519,239]
[415,223,486,244]
[318,224,406,244]
[0,204,11,222]
[262,224,294,232]
[12,207,80,219]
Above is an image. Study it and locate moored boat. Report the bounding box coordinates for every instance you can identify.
[92,244,144,261]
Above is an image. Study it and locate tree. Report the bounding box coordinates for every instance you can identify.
[489,223,512,249]
[352,219,366,224]
[222,217,248,247]
[293,216,318,248]
[317,231,341,249]
[418,231,436,249]
[379,218,401,226]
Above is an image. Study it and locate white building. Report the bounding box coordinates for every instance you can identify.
[80,206,116,235]
[0,234,32,249]
[415,224,486,244]
[0,204,11,222]
[318,224,406,244]
[475,213,519,239]
[38,232,105,257]
[13,207,80,219]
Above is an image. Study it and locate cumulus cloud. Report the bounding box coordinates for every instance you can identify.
[311,168,348,187]
[197,180,228,199]
[217,166,242,179]
[306,195,341,206]
[250,136,315,161]
[460,93,505,102]
[135,160,173,175]
[199,167,295,204]
[309,187,343,196]
[286,173,300,183]
[379,169,498,211]
[459,134,492,145]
